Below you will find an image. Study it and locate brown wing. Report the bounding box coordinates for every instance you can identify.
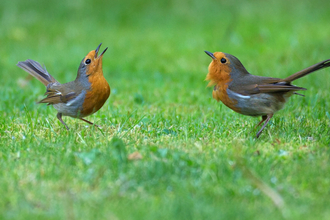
[39,90,77,105]
[256,84,306,93]
[38,83,78,105]
[232,83,306,96]
[229,74,306,95]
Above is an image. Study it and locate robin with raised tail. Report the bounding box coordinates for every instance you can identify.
[204,51,330,138]
[17,43,110,130]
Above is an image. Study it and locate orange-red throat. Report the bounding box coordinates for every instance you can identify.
[205,51,232,87]
[84,43,108,77]
[80,43,110,116]
[204,51,239,111]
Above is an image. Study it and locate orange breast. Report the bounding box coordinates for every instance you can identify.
[213,83,240,113]
[206,59,241,113]
[81,75,110,117]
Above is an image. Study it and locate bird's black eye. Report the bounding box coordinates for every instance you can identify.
[220,58,227,63]
[85,59,91,65]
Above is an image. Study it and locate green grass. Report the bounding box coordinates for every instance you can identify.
[1,0,330,219]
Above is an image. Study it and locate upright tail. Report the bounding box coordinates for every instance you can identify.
[17,59,57,86]
[282,59,330,83]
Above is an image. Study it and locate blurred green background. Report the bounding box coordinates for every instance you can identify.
[1,0,330,219]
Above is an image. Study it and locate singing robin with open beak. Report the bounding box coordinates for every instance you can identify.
[204,51,330,138]
[17,43,110,130]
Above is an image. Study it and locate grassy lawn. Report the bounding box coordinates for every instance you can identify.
[1,0,330,219]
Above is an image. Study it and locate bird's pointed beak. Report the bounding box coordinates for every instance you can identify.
[99,47,108,58]
[204,51,216,60]
[95,43,108,59]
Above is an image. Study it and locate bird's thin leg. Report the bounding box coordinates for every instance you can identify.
[256,115,268,128]
[57,112,69,130]
[80,118,100,128]
[256,114,273,138]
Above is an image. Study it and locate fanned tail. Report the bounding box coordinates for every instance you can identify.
[17,59,57,86]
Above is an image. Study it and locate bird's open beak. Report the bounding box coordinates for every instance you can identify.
[204,51,216,60]
[95,43,108,59]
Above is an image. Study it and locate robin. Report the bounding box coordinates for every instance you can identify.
[17,43,110,130]
[204,51,330,138]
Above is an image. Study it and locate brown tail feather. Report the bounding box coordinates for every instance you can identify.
[17,59,57,86]
[282,59,330,83]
